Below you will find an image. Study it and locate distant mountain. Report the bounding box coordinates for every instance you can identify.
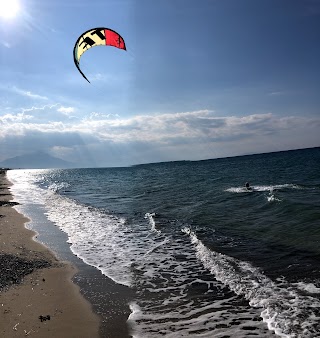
[0,151,75,169]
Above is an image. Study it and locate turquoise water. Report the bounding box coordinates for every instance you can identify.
[8,147,320,337]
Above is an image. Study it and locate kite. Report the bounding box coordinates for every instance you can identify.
[73,27,126,83]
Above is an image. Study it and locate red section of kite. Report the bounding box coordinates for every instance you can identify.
[104,29,126,50]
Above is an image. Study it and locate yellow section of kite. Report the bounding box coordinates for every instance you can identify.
[74,29,106,63]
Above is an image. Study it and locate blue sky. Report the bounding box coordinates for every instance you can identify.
[0,0,319,167]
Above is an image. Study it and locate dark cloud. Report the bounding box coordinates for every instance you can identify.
[1,110,319,166]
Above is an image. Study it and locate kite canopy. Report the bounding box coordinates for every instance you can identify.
[73,27,126,83]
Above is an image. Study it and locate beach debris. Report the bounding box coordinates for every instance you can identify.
[73,27,126,83]
[24,329,33,336]
[13,323,19,330]
[0,201,19,207]
[39,315,51,322]
[0,254,51,290]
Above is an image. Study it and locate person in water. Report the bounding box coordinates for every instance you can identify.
[245,182,252,190]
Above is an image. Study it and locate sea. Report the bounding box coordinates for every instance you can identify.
[7,147,320,338]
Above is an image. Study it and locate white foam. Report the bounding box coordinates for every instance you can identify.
[226,187,253,193]
[226,184,301,193]
[128,302,143,338]
[267,194,281,202]
[144,212,161,233]
[48,181,70,193]
[296,282,320,294]
[182,227,320,337]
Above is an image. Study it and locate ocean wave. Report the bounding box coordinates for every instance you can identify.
[144,212,161,233]
[226,184,301,193]
[182,227,320,337]
[295,282,320,294]
[48,181,70,193]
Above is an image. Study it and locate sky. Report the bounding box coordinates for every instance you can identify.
[0,0,319,167]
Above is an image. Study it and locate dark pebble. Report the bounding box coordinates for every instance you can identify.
[0,254,51,290]
[0,201,20,207]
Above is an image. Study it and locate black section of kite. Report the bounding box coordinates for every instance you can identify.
[73,27,126,83]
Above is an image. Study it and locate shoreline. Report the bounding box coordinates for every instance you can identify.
[0,171,100,337]
[1,170,134,338]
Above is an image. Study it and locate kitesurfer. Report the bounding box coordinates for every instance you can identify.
[245,182,252,191]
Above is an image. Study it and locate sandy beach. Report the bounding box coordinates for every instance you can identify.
[0,170,100,337]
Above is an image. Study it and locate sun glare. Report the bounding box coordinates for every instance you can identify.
[0,0,20,19]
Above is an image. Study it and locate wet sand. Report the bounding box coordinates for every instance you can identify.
[0,171,100,337]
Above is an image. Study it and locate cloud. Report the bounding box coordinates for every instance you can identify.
[84,112,120,120]
[74,111,273,144]
[21,103,60,114]
[11,86,48,100]
[1,41,11,48]
[0,110,319,166]
[268,91,286,96]
[18,103,80,122]
[0,113,33,123]
[57,106,76,115]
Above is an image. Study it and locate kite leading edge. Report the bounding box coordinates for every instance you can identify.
[73,27,126,83]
